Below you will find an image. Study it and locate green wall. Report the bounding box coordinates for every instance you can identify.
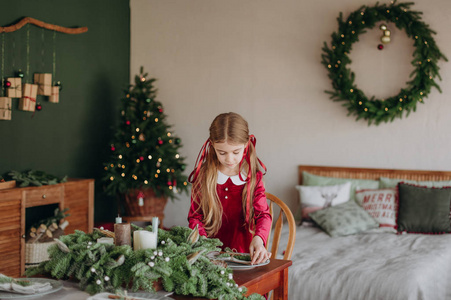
[0,0,130,222]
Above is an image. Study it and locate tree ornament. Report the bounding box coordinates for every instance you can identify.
[322,1,447,125]
[55,81,62,91]
[16,70,24,78]
[175,138,181,145]
[158,140,163,145]
[379,23,391,44]
[381,36,391,44]
[111,145,116,151]
[5,80,11,88]
[125,120,130,125]
[36,103,42,111]
[138,133,145,141]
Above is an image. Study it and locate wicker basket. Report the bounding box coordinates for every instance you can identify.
[25,241,56,267]
[121,188,167,217]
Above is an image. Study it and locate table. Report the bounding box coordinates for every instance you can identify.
[7,259,291,300]
[171,258,292,300]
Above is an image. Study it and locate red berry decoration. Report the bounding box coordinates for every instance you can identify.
[5,80,11,88]
[36,103,42,111]
[377,44,384,50]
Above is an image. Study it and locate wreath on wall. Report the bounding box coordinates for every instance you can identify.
[321,1,447,125]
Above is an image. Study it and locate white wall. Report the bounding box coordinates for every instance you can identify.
[130,0,451,227]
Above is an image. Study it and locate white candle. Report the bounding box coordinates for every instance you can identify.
[97,237,114,244]
[152,217,159,233]
[116,215,122,224]
[133,230,141,250]
[133,230,157,250]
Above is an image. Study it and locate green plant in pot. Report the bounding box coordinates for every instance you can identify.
[103,68,189,224]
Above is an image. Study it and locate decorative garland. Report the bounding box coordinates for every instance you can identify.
[26,225,265,300]
[321,1,447,125]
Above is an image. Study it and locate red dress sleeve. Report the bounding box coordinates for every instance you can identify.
[253,171,272,246]
[188,195,208,237]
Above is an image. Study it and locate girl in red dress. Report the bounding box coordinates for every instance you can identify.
[188,112,272,265]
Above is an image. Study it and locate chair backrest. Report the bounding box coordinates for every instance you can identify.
[265,192,296,260]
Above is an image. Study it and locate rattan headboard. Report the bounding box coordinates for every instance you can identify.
[298,165,451,185]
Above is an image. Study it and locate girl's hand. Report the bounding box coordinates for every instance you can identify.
[249,236,272,265]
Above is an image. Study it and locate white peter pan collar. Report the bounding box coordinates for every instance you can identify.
[217,171,246,185]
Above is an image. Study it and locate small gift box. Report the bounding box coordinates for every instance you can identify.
[19,84,38,112]
[6,77,22,98]
[49,86,59,103]
[34,73,52,96]
[0,97,12,120]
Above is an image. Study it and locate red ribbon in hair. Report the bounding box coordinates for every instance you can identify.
[188,135,266,230]
[188,139,211,183]
[238,135,267,230]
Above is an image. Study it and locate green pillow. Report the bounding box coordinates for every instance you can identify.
[302,171,379,201]
[380,177,451,189]
[309,201,379,237]
[397,183,451,233]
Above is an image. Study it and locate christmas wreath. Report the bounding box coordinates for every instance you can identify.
[321,1,447,125]
[26,225,265,300]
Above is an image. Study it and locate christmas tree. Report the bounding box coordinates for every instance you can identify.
[103,68,188,201]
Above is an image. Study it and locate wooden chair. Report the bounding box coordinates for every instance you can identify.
[265,192,296,260]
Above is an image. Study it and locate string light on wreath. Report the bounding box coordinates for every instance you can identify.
[321,0,447,125]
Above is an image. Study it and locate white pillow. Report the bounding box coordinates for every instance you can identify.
[296,182,352,221]
[355,188,398,233]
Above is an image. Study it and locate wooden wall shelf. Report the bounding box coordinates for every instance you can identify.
[0,17,88,34]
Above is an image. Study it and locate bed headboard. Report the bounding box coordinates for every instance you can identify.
[298,165,451,185]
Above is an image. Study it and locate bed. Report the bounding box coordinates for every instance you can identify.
[277,165,451,300]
